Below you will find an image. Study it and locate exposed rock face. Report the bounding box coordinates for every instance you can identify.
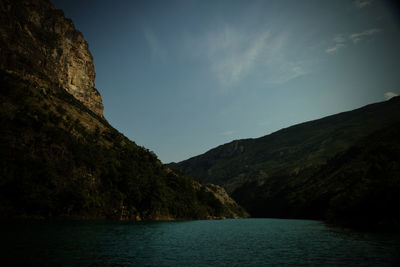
[0,0,250,220]
[0,0,104,117]
[204,183,249,219]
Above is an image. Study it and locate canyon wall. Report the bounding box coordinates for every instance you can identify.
[0,0,104,117]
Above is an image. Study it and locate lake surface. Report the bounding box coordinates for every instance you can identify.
[1,218,399,266]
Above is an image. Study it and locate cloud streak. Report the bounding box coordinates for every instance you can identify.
[326,28,382,54]
[325,44,345,54]
[354,0,373,9]
[204,26,270,86]
[198,26,309,87]
[326,34,346,54]
[143,27,166,60]
[349,28,382,43]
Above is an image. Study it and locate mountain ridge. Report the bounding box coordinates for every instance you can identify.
[169,96,400,230]
[169,96,400,192]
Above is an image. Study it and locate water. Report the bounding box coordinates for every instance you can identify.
[1,218,399,266]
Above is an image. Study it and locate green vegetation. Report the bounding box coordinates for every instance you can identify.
[170,96,400,230]
[232,123,400,230]
[0,71,246,220]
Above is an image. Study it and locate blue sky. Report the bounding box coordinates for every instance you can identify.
[51,0,400,163]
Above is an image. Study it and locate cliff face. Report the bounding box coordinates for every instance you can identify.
[0,0,248,220]
[0,0,103,117]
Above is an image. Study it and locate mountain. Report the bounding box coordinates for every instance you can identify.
[170,98,400,230]
[0,0,248,220]
[0,0,103,117]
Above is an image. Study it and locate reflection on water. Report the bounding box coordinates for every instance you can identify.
[1,219,399,266]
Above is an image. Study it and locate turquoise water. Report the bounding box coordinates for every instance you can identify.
[1,218,399,266]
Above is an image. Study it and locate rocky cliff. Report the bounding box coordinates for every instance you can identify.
[0,0,248,220]
[0,0,103,117]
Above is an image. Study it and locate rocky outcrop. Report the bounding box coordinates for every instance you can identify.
[204,184,249,219]
[0,0,103,117]
[0,0,250,221]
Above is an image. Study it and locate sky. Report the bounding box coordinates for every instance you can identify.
[51,0,400,163]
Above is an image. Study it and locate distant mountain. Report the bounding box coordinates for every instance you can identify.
[170,97,400,230]
[0,0,248,220]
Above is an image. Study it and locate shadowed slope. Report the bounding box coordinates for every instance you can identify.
[170,97,400,229]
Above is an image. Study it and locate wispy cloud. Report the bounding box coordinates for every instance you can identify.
[349,28,382,43]
[143,27,166,60]
[266,60,309,84]
[326,29,382,54]
[198,25,309,87]
[325,44,345,54]
[354,0,373,9]
[333,35,346,43]
[325,34,346,54]
[204,26,269,86]
[384,91,398,100]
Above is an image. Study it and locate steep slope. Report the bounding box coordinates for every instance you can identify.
[0,0,248,220]
[170,98,400,229]
[170,97,400,192]
[232,123,400,230]
[0,0,103,117]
